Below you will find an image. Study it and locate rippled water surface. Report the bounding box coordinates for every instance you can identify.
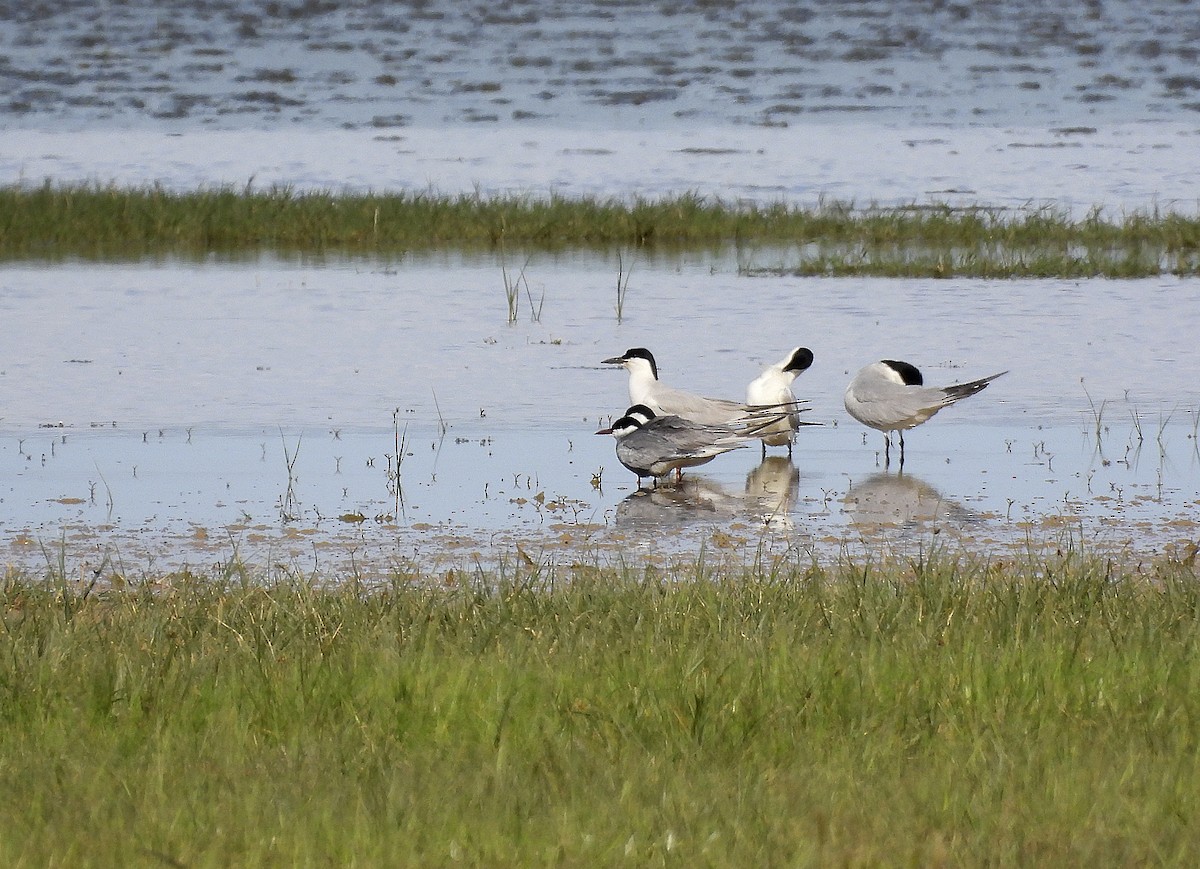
[4,1,1200,214]
[2,1,1199,572]
[5,0,1200,129]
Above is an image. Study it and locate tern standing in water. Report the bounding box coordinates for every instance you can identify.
[844,360,1007,466]
[596,404,787,488]
[746,346,815,457]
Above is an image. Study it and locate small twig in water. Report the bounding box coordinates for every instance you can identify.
[1157,407,1176,453]
[279,430,302,522]
[389,407,409,515]
[93,464,115,517]
[523,270,544,323]
[1081,378,1106,444]
[431,390,448,437]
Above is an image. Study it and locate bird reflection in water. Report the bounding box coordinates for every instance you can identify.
[614,457,800,530]
[842,471,978,531]
[744,456,801,528]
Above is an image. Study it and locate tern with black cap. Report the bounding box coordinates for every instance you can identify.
[844,360,1007,466]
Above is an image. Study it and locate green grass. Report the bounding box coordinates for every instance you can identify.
[2,182,1198,276]
[3,548,1200,865]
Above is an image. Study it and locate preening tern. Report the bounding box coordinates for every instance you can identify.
[596,403,784,488]
[746,346,815,456]
[602,347,763,426]
[843,360,1007,466]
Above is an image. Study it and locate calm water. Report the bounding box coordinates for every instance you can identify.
[2,257,1198,573]
[2,1,1199,573]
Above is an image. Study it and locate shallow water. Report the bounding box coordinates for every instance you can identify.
[7,404,1200,576]
[4,256,1199,429]
[3,1,1199,573]
[2,256,1198,574]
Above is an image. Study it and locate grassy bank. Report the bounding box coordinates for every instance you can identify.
[2,182,1198,276]
[3,550,1200,865]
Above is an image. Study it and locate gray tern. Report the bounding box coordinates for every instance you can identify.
[596,403,785,488]
[843,360,1007,466]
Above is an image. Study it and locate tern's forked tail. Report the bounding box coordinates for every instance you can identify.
[943,370,1008,403]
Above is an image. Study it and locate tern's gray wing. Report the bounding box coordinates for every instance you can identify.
[845,380,953,430]
[616,429,741,478]
[847,370,1007,430]
[646,415,745,453]
[650,384,751,426]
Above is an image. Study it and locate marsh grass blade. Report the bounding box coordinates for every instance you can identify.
[615,250,633,323]
[1081,379,1107,446]
[499,237,534,324]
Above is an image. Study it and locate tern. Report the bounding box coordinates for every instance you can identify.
[602,347,765,426]
[596,404,783,488]
[746,346,815,456]
[843,360,1007,466]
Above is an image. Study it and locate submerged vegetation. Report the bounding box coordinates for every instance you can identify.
[2,182,1199,276]
[3,549,1200,865]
